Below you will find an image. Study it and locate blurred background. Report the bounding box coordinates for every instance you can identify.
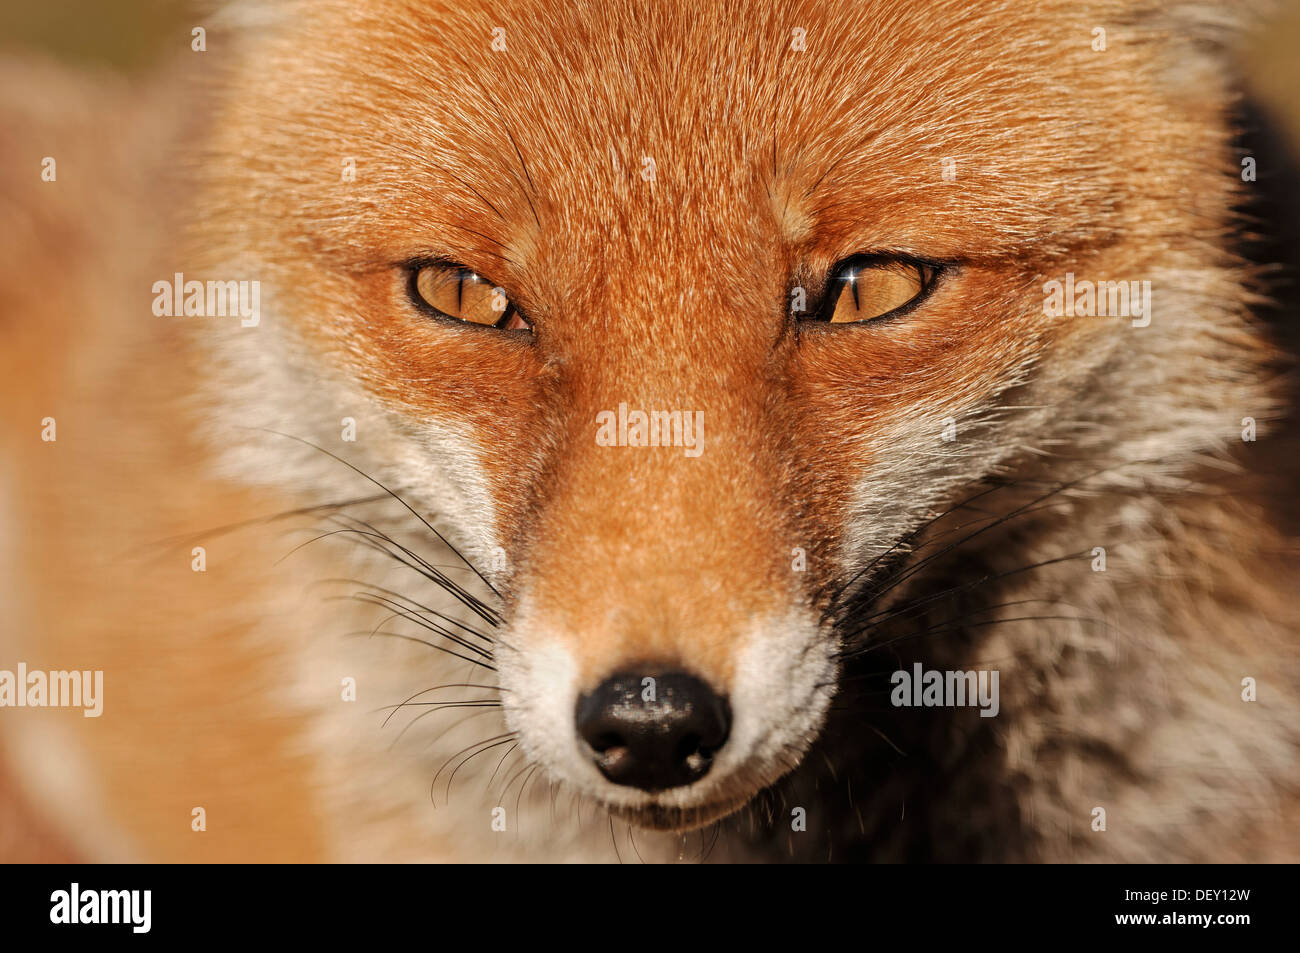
[0,1,193,73]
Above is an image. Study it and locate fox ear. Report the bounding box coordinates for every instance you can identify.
[1137,0,1278,36]
[1128,0,1278,56]
[1123,0,1279,98]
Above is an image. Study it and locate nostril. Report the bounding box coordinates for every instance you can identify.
[675,734,702,762]
[590,732,625,754]
[676,734,716,776]
[596,744,633,777]
[575,670,731,792]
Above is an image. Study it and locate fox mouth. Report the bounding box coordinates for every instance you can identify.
[607,794,751,832]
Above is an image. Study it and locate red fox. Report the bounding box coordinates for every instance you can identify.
[1,0,1298,862]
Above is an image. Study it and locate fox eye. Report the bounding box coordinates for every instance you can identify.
[815,257,940,324]
[408,262,532,331]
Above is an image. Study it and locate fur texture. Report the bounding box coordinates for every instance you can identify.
[1,0,1297,862]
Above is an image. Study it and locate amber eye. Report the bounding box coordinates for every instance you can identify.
[408,263,531,331]
[817,257,940,324]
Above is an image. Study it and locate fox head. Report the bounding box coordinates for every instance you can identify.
[189,0,1272,832]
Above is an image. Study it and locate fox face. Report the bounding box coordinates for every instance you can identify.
[187,0,1271,839]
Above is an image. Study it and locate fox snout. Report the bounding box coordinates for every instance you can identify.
[498,601,835,830]
[488,357,841,826]
[495,461,837,828]
[575,670,732,792]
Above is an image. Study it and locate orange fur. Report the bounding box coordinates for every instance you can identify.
[2,0,1297,861]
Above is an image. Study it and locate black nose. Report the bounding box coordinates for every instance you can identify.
[575,671,731,791]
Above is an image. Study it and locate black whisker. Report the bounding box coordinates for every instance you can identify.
[292,521,501,628]
[487,743,520,792]
[342,630,495,672]
[430,732,516,805]
[320,579,495,644]
[255,428,500,597]
[328,514,502,625]
[380,682,507,728]
[347,592,495,659]
[445,736,519,804]
[838,552,1092,649]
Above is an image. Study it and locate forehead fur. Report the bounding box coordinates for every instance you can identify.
[200,0,1257,284]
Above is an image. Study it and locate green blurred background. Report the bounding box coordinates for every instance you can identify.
[0,0,195,72]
